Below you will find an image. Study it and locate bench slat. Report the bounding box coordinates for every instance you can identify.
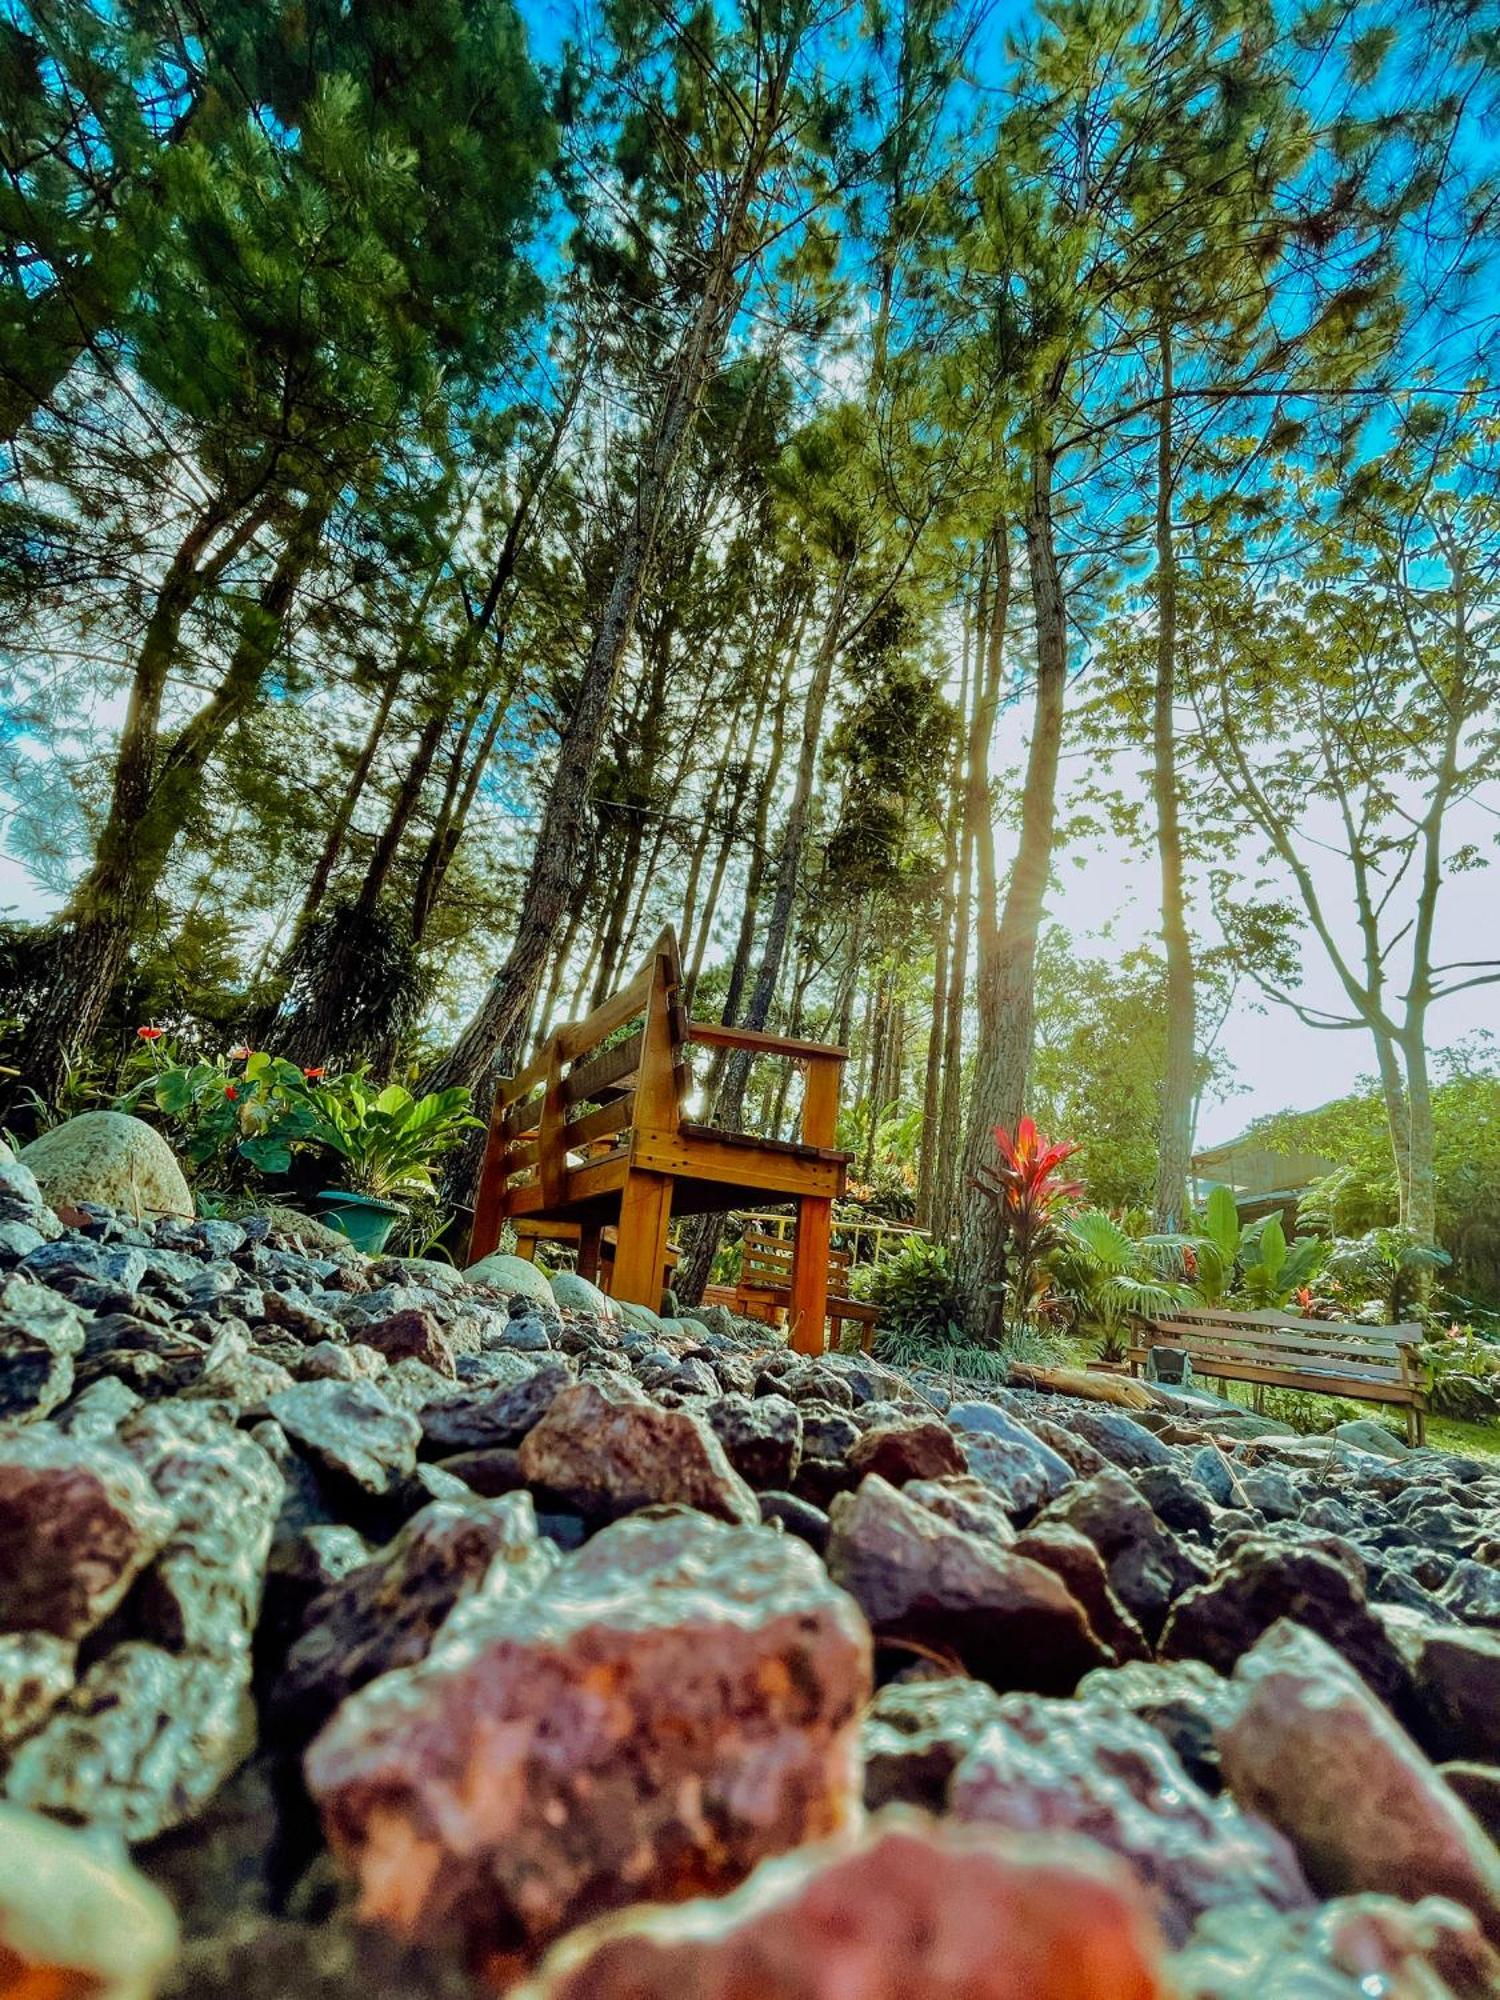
[564,1029,645,1107]
[566,1095,635,1148]
[1149,1326,1407,1367]
[1160,1308,1422,1343]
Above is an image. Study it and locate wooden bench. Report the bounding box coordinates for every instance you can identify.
[470,928,851,1352]
[733,1228,882,1353]
[1130,1308,1428,1445]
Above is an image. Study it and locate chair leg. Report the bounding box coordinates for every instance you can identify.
[578,1223,603,1287]
[789,1196,831,1356]
[611,1169,673,1310]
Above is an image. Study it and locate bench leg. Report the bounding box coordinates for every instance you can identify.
[577,1222,603,1287]
[612,1169,673,1311]
[789,1196,831,1356]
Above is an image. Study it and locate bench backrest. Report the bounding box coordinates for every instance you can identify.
[1143,1308,1423,1385]
[485,929,690,1213]
[740,1227,851,1294]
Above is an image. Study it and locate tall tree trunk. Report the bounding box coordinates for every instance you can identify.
[676,567,851,1303]
[12,490,325,1104]
[421,54,800,1109]
[1151,324,1196,1230]
[957,446,1067,1342]
[295,671,401,935]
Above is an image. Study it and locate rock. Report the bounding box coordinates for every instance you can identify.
[0,1271,88,1420]
[1189,1445,1243,1508]
[847,1418,966,1487]
[0,1629,75,1747]
[1131,1464,1218,1540]
[306,1509,871,1962]
[1047,1405,1177,1472]
[1174,1892,1500,1999]
[1218,1620,1500,1947]
[357,1308,456,1376]
[276,1491,558,1736]
[1043,1470,1211,1640]
[550,1270,618,1319]
[117,1401,283,1659]
[0,1425,172,1639]
[1404,1625,1500,1764]
[462,1253,557,1307]
[1235,1466,1300,1520]
[1160,1536,1410,1709]
[514,1816,1173,2000]
[826,1475,1112,1691]
[417,1359,570,1456]
[1332,1418,1409,1458]
[957,1430,1070,1517]
[299,1339,387,1382]
[905,1473,1018,1544]
[1013,1521,1151,1664]
[435,1445,528,1497]
[1023,1413,1109,1478]
[704,1393,802,1489]
[1442,1763,1500,1846]
[861,1678,1008,1809]
[1443,1560,1500,1627]
[0,1801,177,1999]
[1076,1659,1243,1791]
[266,1379,421,1498]
[950,1695,1309,1947]
[756,1490,831,1553]
[55,1374,142,1439]
[517,1379,758,1525]
[492,1313,554,1352]
[4,1640,256,1841]
[20,1111,193,1221]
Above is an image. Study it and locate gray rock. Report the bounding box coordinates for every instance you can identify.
[861,1676,1008,1809]
[0,1802,178,1997]
[1443,1561,1500,1627]
[950,1693,1309,1948]
[0,1271,88,1420]
[462,1252,556,1307]
[1331,1419,1410,1459]
[0,1425,173,1639]
[1012,1520,1151,1664]
[704,1393,803,1489]
[1048,1405,1178,1472]
[905,1474,1018,1545]
[1174,1892,1500,1998]
[1043,1469,1211,1640]
[0,1630,75,1748]
[418,1358,570,1456]
[1404,1624,1500,1764]
[550,1269,618,1319]
[4,1641,255,1842]
[827,1474,1112,1692]
[19,1112,193,1222]
[266,1379,421,1497]
[1191,1445,1245,1508]
[1237,1466,1301,1521]
[1077,1657,1243,1790]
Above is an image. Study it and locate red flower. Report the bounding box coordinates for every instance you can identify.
[302,1066,326,1080]
[136,1026,164,1041]
[1182,1245,1198,1279]
[224,1085,238,1101]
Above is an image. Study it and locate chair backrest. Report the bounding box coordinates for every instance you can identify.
[739,1227,852,1293]
[1145,1307,1422,1385]
[484,930,690,1213]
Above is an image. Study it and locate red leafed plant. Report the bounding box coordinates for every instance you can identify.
[971,1117,1083,1340]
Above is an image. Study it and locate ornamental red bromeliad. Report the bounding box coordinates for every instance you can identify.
[970,1117,1083,1339]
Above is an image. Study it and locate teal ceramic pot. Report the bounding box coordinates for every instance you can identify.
[315,1190,407,1254]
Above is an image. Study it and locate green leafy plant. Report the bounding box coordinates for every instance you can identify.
[970,1118,1083,1338]
[1189,1185,1326,1308]
[296,1076,480,1200]
[1323,1228,1451,1322]
[1417,1334,1500,1419]
[1050,1209,1195,1361]
[858,1237,966,1345]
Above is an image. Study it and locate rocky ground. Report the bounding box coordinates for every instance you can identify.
[4,1134,1500,1999]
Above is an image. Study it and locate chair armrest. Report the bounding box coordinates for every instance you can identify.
[687,1021,849,1062]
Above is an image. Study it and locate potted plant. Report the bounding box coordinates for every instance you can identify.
[301,1076,481,1252]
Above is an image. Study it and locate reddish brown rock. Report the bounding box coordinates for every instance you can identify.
[1014,1520,1151,1664]
[0,1425,172,1640]
[1219,1619,1500,1947]
[0,1801,177,2000]
[847,1419,967,1487]
[826,1475,1111,1691]
[514,1815,1171,2000]
[517,1379,758,1524]
[357,1308,456,1377]
[306,1509,870,1963]
[949,1693,1309,1947]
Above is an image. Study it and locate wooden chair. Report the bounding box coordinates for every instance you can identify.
[470,929,851,1352]
[509,1217,679,1295]
[735,1227,882,1353]
[1129,1307,1428,1445]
